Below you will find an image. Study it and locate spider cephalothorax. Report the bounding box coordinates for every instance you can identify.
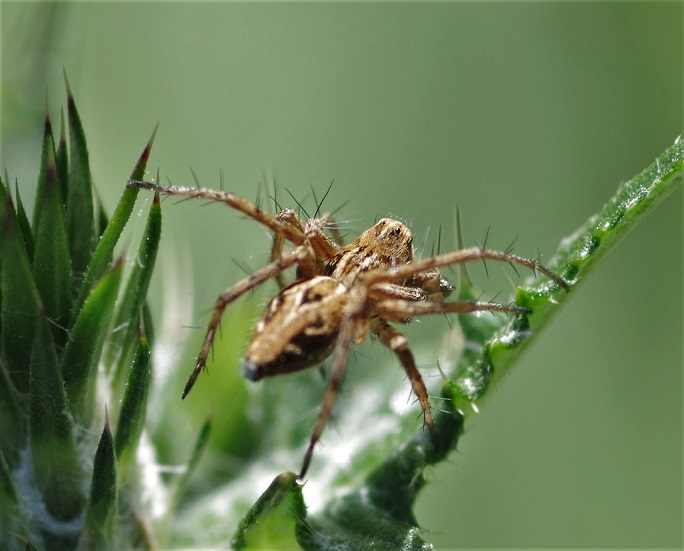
[128,179,567,478]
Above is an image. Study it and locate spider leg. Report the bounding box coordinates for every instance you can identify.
[270,209,341,288]
[271,208,306,289]
[183,244,311,399]
[373,298,531,319]
[362,247,569,291]
[299,287,367,479]
[368,282,428,302]
[371,318,436,443]
[128,180,306,246]
[304,215,342,262]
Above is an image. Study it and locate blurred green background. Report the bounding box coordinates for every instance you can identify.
[2,3,681,548]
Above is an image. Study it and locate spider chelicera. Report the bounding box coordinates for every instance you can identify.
[128,179,567,478]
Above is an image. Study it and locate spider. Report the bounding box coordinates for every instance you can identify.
[128,179,567,478]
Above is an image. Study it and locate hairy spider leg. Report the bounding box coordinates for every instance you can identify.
[270,209,342,289]
[370,318,436,440]
[271,209,306,289]
[362,247,569,291]
[128,180,306,246]
[182,245,313,399]
[303,215,342,260]
[374,299,531,318]
[299,286,368,479]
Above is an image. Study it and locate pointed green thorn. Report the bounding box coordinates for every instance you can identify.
[111,187,161,384]
[64,70,96,280]
[74,128,158,312]
[56,108,69,203]
[62,259,123,424]
[31,107,56,246]
[32,122,72,347]
[79,408,118,551]
[114,333,152,474]
[1,190,41,393]
[130,123,159,182]
[14,181,35,263]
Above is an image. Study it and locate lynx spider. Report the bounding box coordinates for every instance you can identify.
[128,179,567,478]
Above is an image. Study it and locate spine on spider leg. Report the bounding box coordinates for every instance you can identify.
[469,248,569,290]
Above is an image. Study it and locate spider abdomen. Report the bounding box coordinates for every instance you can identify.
[243,276,347,381]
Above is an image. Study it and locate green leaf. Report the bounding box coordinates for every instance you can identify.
[448,136,684,412]
[1,187,41,394]
[114,334,152,473]
[141,301,156,353]
[111,191,161,386]
[64,74,96,282]
[55,108,69,206]
[29,311,85,524]
[297,411,462,550]
[74,127,156,314]
[79,413,118,551]
[95,200,110,240]
[552,137,683,281]
[14,182,34,264]
[233,473,306,550]
[0,448,19,511]
[32,117,72,348]
[32,110,56,233]
[0,449,22,549]
[62,261,122,425]
[302,494,432,551]
[0,357,22,463]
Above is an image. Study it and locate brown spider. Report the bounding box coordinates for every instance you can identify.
[128,179,567,478]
